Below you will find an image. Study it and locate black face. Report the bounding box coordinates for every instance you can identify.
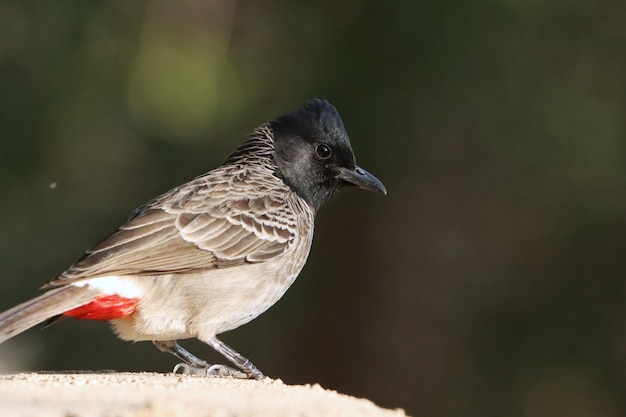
[272,99,385,212]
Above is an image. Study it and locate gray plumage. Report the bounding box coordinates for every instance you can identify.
[0,286,100,343]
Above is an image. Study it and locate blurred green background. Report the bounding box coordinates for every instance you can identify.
[0,1,624,416]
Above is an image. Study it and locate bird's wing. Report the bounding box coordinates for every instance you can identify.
[47,178,302,286]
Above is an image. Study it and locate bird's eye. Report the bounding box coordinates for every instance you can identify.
[315,144,332,160]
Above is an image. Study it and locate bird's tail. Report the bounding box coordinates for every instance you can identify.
[0,286,99,344]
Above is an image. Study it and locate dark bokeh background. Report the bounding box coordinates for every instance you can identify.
[0,1,624,416]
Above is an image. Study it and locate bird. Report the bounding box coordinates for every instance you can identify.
[0,99,386,379]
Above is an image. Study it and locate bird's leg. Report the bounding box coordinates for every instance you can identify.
[153,340,208,368]
[204,336,264,380]
[152,340,246,379]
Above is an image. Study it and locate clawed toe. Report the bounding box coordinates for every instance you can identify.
[207,364,248,379]
[172,363,193,375]
[172,362,247,379]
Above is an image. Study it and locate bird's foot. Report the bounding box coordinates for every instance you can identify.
[172,362,248,379]
[236,360,264,380]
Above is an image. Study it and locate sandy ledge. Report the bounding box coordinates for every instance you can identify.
[0,372,408,417]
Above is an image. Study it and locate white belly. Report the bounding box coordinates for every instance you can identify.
[108,243,310,342]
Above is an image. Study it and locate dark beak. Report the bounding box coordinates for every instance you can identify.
[335,165,387,195]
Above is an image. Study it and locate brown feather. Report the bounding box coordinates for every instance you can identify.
[46,145,308,287]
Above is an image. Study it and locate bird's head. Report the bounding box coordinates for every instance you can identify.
[271,99,386,212]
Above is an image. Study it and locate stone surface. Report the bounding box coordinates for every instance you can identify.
[0,372,408,417]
